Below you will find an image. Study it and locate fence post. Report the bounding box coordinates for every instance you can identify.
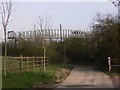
[47,57,49,65]
[33,56,35,70]
[43,48,46,71]
[108,57,111,71]
[20,55,23,72]
[27,56,29,71]
[41,57,43,68]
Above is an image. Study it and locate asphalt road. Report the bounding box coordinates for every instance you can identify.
[56,65,115,88]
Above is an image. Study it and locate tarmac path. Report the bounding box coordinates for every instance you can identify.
[56,65,115,88]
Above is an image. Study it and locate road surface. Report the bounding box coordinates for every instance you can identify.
[56,65,114,88]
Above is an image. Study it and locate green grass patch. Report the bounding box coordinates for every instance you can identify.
[2,64,65,88]
[2,71,56,88]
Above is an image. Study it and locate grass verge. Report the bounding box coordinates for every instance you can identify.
[2,71,55,88]
[2,64,73,88]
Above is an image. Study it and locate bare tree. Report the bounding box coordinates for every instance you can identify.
[0,1,14,76]
[34,15,53,71]
[110,0,120,23]
[110,0,120,7]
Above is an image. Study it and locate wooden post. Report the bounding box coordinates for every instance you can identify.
[47,57,49,65]
[43,47,46,71]
[20,55,23,72]
[40,57,43,68]
[27,56,28,71]
[108,57,111,71]
[37,58,39,68]
[33,56,35,70]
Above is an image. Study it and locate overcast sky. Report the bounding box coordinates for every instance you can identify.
[0,1,118,41]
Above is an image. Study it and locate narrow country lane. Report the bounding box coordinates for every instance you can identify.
[56,65,115,88]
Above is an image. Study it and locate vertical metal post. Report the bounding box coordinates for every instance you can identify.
[54,29,56,39]
[60,24,62,43]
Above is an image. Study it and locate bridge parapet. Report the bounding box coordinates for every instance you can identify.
[14,29,85,40]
